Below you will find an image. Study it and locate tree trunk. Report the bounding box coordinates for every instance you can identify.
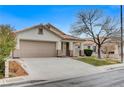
[98,45,101,59]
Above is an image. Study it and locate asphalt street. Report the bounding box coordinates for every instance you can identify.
[26,68,124,87]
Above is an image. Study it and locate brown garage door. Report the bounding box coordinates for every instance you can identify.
[20,40,57,58]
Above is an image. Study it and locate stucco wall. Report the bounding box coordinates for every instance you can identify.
[15,28,62,50]
[16,28,62,42]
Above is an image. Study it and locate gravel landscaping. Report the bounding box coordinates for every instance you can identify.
[0,60,28,79]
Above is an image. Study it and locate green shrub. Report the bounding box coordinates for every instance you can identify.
[84,49,93,56]
[0,62,5,74]
[0,24,16,77]
[0,72,4,78]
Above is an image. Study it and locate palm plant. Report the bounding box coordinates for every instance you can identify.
[0,24,16,76]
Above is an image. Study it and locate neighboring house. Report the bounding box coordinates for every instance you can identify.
[13,23,84,58]
[82,38,120,58]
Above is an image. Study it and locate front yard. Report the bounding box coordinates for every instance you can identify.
[77,56,120,66]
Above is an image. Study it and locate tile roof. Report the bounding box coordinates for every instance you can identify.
[15,23,83,41]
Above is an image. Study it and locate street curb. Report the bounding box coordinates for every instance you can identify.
[0,70,114,87]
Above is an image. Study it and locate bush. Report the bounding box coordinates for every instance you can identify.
[84,49,93,56]
[0,61,5,77]
[0,24,16,77]
[0,62,4,72]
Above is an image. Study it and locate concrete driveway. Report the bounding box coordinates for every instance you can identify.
[21,58,104,81]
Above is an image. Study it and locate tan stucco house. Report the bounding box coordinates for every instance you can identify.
[82,38,120,58]
[13,23,84,58]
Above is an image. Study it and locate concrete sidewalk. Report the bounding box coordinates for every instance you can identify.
[98,63,124,71]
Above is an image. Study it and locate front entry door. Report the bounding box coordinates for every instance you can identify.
[66,42,70,56]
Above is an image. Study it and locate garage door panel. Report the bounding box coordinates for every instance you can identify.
[20,40,57,58]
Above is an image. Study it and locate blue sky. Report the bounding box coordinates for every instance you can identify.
[0,5,121,34]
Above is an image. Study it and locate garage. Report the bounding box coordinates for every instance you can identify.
[20,40,57,58]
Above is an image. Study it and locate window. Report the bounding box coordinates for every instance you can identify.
[61,42,63,51]
[88,46,91,49]
[109,51,114,54]
[78,46,80,48]
[38,28,43,34]
[93,46,96,52]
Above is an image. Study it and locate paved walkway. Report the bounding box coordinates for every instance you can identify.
[98,63,124,70]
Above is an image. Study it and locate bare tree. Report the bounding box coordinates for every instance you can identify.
[71,9,119,59]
